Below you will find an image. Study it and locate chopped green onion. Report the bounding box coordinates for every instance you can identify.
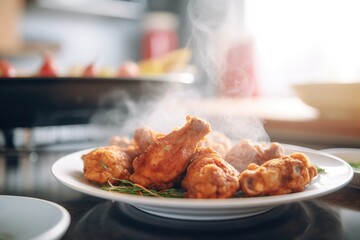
[316,166,326,174]
[99,160,108,169]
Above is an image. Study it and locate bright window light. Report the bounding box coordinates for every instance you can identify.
[245,0,360,95]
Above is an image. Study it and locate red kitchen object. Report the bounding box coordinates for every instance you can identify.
[141,12,179,60]
[219,38,259,97]
[0,59,16,77]
[39,53,59,77]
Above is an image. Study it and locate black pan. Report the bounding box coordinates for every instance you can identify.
[0,74,193,147]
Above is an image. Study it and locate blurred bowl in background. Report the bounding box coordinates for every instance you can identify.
[293,82,360,119]
[321,148,360,189]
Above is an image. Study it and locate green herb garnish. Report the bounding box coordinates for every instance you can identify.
[316,166,326,174]
[163,146,171,152]
[349,162,360,170]
[99,161,108,169]
[102,179,184,198]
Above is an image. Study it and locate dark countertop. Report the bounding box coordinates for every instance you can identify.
[1,143,359,240]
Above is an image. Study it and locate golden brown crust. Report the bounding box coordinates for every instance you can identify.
[82,145,132,184]
[182,147,240,199]
[199,131,233,157]
[133,126,164,152]
[108,136,142,160]
[224,139,285,173]
[239,152,318,196]
[129,116,211,190]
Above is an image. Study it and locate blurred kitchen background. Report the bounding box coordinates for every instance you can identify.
[1,0,360,150]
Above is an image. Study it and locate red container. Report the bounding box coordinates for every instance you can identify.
[219,38,258,97]
[141,12,179,60]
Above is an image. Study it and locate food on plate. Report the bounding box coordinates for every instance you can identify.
[108,135,142,160]
[224,139,285,172]
[199,131,232,157]
[117,61,140,77]
[129,115,211,190]
[109,135,134,148]
[316,166,326,174]
[83,63,99,77]
[38,53,59,77]
[0,59,17,77]
[133,126,164,152]
[239,152,318,196]
[82,115,320,199]
[82,145,132,184]
[109,126,164,159]
[182,147,240,198]
[102,179,184,198]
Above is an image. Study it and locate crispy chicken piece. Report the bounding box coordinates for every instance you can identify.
[109,126,164,160]
[82,145,132,184]
[224,139,284,173]
[109,136,141,160]
[199,131,233,157]
[239,152,318,196]
[133,126,164,152]
[130,116,211,190]
[182,147,240,199]
[109,136,133,148]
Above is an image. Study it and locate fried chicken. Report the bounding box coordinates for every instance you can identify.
[109,127,164,160]
[133,126,164,152]
[239,152,318,196]
[182,147,240,199]
[224,139,284,173]
[130,116,211,190]
[108,136,141,160]
[82,145,132,184]
[199,131,233,157]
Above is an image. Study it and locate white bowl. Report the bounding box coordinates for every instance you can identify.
[0,196,70,240]
[293,82,360,119]
[321,148,360,189]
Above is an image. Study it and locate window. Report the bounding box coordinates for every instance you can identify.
[245,0,360,95]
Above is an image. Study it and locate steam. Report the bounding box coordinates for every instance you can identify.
[185,0,268,142]
[92,0,269,144]
[187,0,256,97]
[91,86,192,136]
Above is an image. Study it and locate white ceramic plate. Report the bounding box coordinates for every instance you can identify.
[52,144,353,221]
[321,148,360,189]
[0,195,70,240]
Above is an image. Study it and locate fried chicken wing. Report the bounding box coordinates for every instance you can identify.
[199,131,233,157]
[130,116,211,189]
[239,152,318,196]
[109,136,141,160]
[109,136,133,148]
[263,142,285,161]
[224,139,284,172]
[133,126,164,152]
[82,145,132,184]
[182,147,240,199]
